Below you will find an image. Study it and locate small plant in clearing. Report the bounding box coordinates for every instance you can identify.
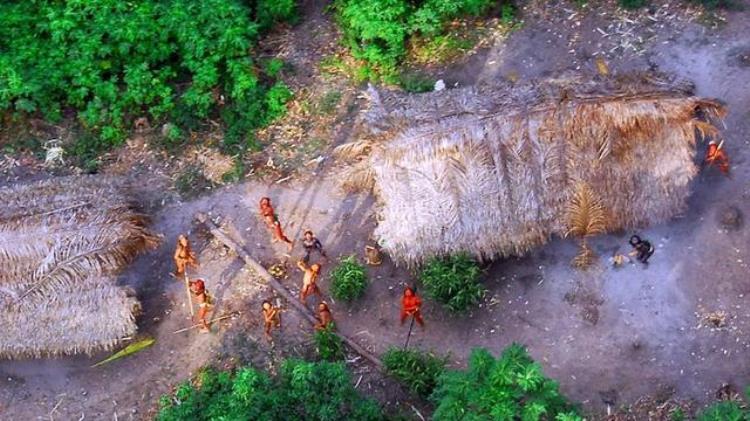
[418,253,485,313]
[330,255,368,302]
[382,347,447,399]
[313,324,345,361]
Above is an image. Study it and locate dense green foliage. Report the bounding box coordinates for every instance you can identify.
[333,0,496,81]
[0,0,297,156]
[314,324,346,361]
[156,345,582,420]
[382,348,447,399]
[330,255,368,302]
[696,387,750,420]
[431,345,582,421]
[157,360,383,421]
[418,254,485,312]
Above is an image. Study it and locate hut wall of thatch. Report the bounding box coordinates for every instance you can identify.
[336,73,726,264]
[0,177,158,358]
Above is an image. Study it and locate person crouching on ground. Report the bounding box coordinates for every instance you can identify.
[315,302,334,331]
[628,235,654,264]
[262,300,281,341]
[297,260,322,303]
[189,279,211,333]
[302,230,326,264]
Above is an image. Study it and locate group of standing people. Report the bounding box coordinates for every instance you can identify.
[257,197,423,341]
[171,196,425,341]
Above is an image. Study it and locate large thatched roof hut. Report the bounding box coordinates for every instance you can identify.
[0,177,158,358]
[336,73,726,264]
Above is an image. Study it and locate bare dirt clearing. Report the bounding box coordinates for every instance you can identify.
[1,1,749,420]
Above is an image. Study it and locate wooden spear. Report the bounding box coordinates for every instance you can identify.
[195,213,383,369]
[173,313,238,334]
[403,316,415,350]
[184,271,194,317]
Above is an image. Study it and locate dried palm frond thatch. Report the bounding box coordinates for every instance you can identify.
[0,177,159,358]
[336,73,726,264]
[565,182,607,268]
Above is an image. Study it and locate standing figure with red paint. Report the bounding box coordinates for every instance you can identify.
[259,197,294,251]
[703,140,730,176]
[400,286,425,328]
[189,278,212,333]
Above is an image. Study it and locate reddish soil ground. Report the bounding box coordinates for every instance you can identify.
[1,1,749,420]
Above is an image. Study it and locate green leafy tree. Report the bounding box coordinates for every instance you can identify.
[431,345,582,421]
[418,253,485,312]
[333,0,497,81]
[335,0,410,81]
[0,0,294,157]
[383,348,447,399]
[330,255,369,302]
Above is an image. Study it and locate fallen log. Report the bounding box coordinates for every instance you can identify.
[195,213,383,369]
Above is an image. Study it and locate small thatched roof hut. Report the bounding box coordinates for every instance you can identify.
[336,73,726,264]
[0,177,158,358]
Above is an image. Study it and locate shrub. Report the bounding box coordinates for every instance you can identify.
[619,0,649,9]
[0,1,293,158]
[696,386,750,420]
[175,166,214,199]
[382,348,447,399]
[697,401,748,420]
[221,159,245,183]
[70,133,107,174]
[157,360,383,420]
[501,2,518,26]
[264,82,295,124]
[409,0,494,36]
[398,73,435,93]
[330,255,368,302]
[671,408,686,421]
[688,0,735,9]
[255,0,299,31]
[316,90,343,115]
[431,344,582,420]
[418,254,485,312]
[409,33,476,65]
[264,58,286,78]
[313,324,346,361]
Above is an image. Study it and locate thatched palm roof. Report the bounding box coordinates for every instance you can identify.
[0,177,158,358]
[336,73,726,263]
